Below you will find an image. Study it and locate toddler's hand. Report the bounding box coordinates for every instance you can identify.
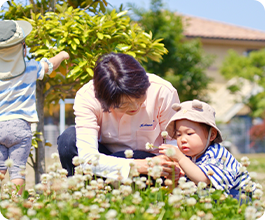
[159,144,184,162]
[159,144,176,158]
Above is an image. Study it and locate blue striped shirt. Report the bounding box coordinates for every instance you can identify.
[0,60,44,122]
[193,143,255,193]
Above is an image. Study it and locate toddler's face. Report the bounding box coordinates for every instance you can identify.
[175,119,209,158]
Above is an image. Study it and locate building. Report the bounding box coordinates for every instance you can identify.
[182,15,265,153]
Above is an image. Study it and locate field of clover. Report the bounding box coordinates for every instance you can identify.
[0,133,264,220]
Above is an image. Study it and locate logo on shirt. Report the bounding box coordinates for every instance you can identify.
[140,120,155,128]
[140,123,153,128]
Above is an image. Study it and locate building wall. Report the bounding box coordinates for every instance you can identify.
[198,38,265,90]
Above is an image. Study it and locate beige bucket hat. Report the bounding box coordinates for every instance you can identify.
[0,20,32,80]
[166,99,223,143]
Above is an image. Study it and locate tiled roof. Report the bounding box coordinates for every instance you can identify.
[182,15,265,41]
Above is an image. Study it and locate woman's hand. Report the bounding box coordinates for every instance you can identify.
[166,161,185,183]
[134,155,179,178]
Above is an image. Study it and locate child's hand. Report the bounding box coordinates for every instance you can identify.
[159,144,185,162]
[59,51,70,60]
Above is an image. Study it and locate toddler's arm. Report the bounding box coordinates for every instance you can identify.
[159,144,210,185]
[42,51,70,74]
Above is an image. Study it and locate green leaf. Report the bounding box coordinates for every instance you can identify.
[116,44,131,51]
[86,68,94,77]
[97,32,104,40]
[116,10,128,17]
[67,66,81,78]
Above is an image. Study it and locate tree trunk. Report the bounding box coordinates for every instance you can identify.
[35,80,46,184]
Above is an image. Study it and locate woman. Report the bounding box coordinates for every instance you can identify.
[58,52,180,180]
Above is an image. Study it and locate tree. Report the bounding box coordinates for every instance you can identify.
[1,0,167,183]
[220,49,265,118]
[128,0,213,102]
[220,49,265,147]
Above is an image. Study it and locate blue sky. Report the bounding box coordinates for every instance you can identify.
[107,0,265,32]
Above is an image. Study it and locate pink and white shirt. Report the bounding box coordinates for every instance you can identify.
[74,73,180,179]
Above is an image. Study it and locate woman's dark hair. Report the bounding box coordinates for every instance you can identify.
[93,52,150,112]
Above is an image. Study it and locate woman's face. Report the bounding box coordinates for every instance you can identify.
[114,94,147,115]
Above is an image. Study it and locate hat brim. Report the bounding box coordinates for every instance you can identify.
[0,20,32,48]
[165,114,223,143]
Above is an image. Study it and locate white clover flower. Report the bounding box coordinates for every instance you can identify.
[186,197,197,206]
[204,213,214,220]
[190,215,200,220]
[245,206,257,220]
[90,204,100,213]
[253,189,263,198]
[206,169,214,176]
[72,156,81,166]
[164,179,173,186]
[161,131,168,138]
[112,189,120,196]
[94,154,100,160]
[156,178,163,185]
[240,193,247,200]
[90,180,97,187]
[151,165,162,179]
[105,209,117,220]
[168,195,182,205]
[58,169,68,176]
[140,176,147,182]
[255,212,264,219]
[129,161,135,167]
[145,142,154,150]
[92,160,99,166]
[51,153,59,160]
[0,200,10,209]
[253,200,261,209]
[173,188,183,195]
[124,149,134,158]
[4,159,14,168]
[165,147,176,157]
[132,192,142,205]
[249,172,257,179]
[151,187,159,193]
[204,203,212,209]
[146,157,153,166]
[240,156,250,167]
[84,191,96,199]
[197,182,207,189]
[20,216,30,220]
[197,211,205,218]
[209,188,215,193]
[178,176,187,184]
[73,191,82,200]
[120,185,132,197]
[240,156,249,162]
[27,209,37,216]
[256,183,263,190]
[75,165,83,175]
[122,178,132,185]
[152,157,161,165]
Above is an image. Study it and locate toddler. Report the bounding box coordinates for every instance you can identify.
[0,20,69,194]
[159,99,256,197]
